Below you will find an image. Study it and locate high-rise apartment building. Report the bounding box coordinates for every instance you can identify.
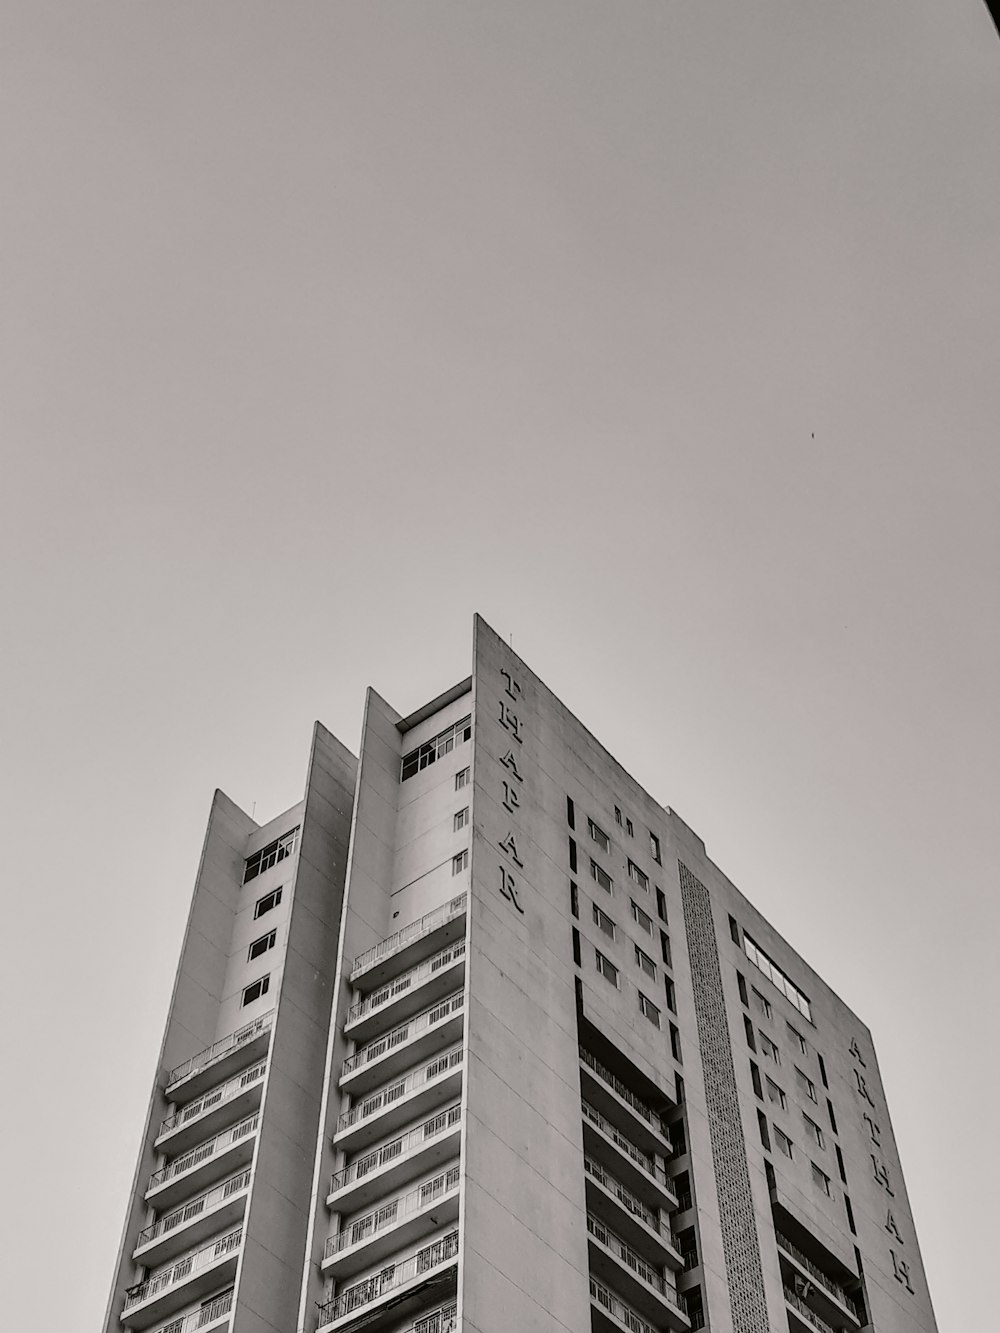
[104,616,937,1333]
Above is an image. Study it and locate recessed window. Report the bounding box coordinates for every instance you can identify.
[743,932,812,1023]
[655,888,668,924]
[588,818,611,853]
[630,900,653,935]
[455,768,470,791]
[242,975,270,1007]
[627,860,648,891]
[796,1067,818,1103]
[660,930,672,968]
[811,1162,832,1196]
[804,1114,825,1150]
[775,1128,793,1159]
[743,1015,757,1052]
[625,817,633,837]
[453,807,469,831]
[569,838,578,872]
[757,1110,771,1151]
[595,950,619,988]
[243,827,300,885]
[670,1022,682,1062]
[766,1077,787,1110]
[787,1023,807,1054]
[752,988,772,1020]
[572,927,582,965]
[634,944,656,980]
[614,806,623,826]
[248,929,276,962]
[592,903,616,940]
[737,972,749,1006]
[639,992,660,1028]
[570,882,579,919]
[759,1032,780,1064]
[566,796,576,830]
[452,850,468,875]
[254,887,282,920]
[664,976,676,1013]
[649,832,662,865]
[401,716,472,782]
[590,860,613,893]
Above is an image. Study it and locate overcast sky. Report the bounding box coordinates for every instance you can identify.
[2,3,997,1329]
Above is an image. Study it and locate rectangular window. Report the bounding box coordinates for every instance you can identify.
[660,931,672,967]
[566,796,576,829]
[811,1162,832,1196]
[627,859,648,891]
[729,915,741,945]
[743,933,812,1022]
[638,992,660,1028]
[775,1128,793,1159]
[614,806,623,826]
[590,860,613,893]
[453,807,469,831]
[592,903,616,940]
[759,1032,780,1063]
[630,900,653,934]
[765,1077,787,1110]
[254,887,282,919]
[787,1023,807,1054]
[757,1110,771,1151]
[625,817,633,837]
[400,716,472,781]
[796,1067,818,1103]
[750,1061,763,1099]
[737,971,749,1006]
[572,927,582,966]
[804,1114,825,1150]
[649,832,662,865]
[743,1015,757,1051]
[634,944,656,980]
[243,827,300,884]
[242,975,270,1007]
[664,975,676,1013]
[569,838,578,872]
[248,930,276,962]
[818,1053,829,1089]
[827,1099,839,1135]
[835,1144,847,1183]
[588,818,611,853]
[670,1022,682,1062]
[595,950,619,988]
[455,767,470,791]
[452,849,468,875]
[752,988,772,1020]
[570,882,579,919]
[655,888,668,924]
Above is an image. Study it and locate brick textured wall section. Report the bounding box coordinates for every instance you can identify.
[679,862,770,1333]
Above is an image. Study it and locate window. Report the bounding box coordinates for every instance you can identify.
[775,1128,793,1159]
[757,1110,771,1151]
[765,1077,787,1110]
[452,850,468,875]
[595,950,619,988]
[400,716,472,781]
[569,839,578,872]
[804,1115,825,1150]
[566,796,575,829]
[627,859,648,891]
[655,888,668,923]
[759,1032,780,1064]
[659,931,672,968]
[592,903,616,940]
[649,832,662,865]
[453,807,469,831]
[796,1067,818,1103]
[570,881,579,919]
[243,827,300,884]
[638,992,660,1028]
[845,1195,857,1234]
[630,900,653,934]
[664,975,676,1013]
[827,1099,839,1135]
[248,930,276,962]
[669,1023,682,1062]
[818,1053,829,1089]
[572,928,582,966]
[743,1016,757,1051]
[729,915,740,945]
[787,1023,807,1054]
[743,933,812,1022]
[835,1144,847,1183]
[811,1162,832,1196]
[254,887,282,919]
[625,817,633,837]
[588,818,611,853]
[614,806,623,826]
[634,944,656,979]
[455,767,470,791]
[752,988,772,1020]
[590,860,613,893]
[242,975,270,1007]
[737,971,749,1006]
[750,1062,763,1099]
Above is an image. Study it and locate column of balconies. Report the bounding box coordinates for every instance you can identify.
[776,1232,864,1331]
[323,1165,461,1277]
[122,1229,242,1329]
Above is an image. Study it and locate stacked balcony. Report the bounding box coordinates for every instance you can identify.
[776,1231,864,1333]
[122,1230,241,1329]
[316,1230,460,1333]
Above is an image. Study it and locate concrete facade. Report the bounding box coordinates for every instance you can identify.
[106,615,937,1333]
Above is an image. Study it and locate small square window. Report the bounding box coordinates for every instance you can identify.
[254,887,282,920]
[592,903,616,940]
[630,900,653,934]
[775,1128,793,1159]
[595,950,619,988]
[453,807,469,831]
[590,860,613,893]
[455,768,470,791]
[242,975,270,1007]
[588,819,611,853]
[811,1162,832,1196]
[248,929,276,962]
[634,944,656,980]
[796,1067,818,1103]
[639,992,660,1028]
[452,849,469,875]
[766,1077,787,1110]
[649,832,662,865]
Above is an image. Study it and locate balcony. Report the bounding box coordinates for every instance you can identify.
[316,1230,459,1332]
[581,1101,677,1212]
[323,1165,461,1277]
[583,1156,683,1271]
[346,941,467,1043]
[351,896,467,989]
[166,1012,274,1100]
[586,1214,689,1330]
[784,1286,846,1333]
[403,1303,457,1333]
[579,1048,671,1158]
[328,1105,462,1214]
[134,1170,251,1268]
[340,993,465,1095]
[122,1230,241,1330]
[157,1060,266,1153]
[146,1113,259,1210]
[145,1288,233,1333]
[334,1047,463,1152]
[590,1275,663,1333]
[776,1234,863,1328]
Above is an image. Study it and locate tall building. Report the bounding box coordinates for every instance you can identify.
[104,616,938,1333]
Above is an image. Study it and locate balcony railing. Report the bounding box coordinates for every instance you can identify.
[784,1286,838,1333]
[149,1114,259,1190]
[584,1155,671,1238]
[587,1214,669,1295]
[776,1233,861,1320]
[337,1047,463,1133]
[149,1288,233,1333]
[138,1171,251,1248]
[581,1101,670,1188]
[325,1166,461,1259]
[580,1048,662,1131]
[331,1105,462,1194]
[342,993,464,1076]
[411,1302,458,1333]
[160,1061,266,1136]
[347,942,466,1025]
[124,1230,242,1310]
[353,896,467,977]
[167,1012,274,1087]
[316,1230,459,1326]
[589,1275,658,1333]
